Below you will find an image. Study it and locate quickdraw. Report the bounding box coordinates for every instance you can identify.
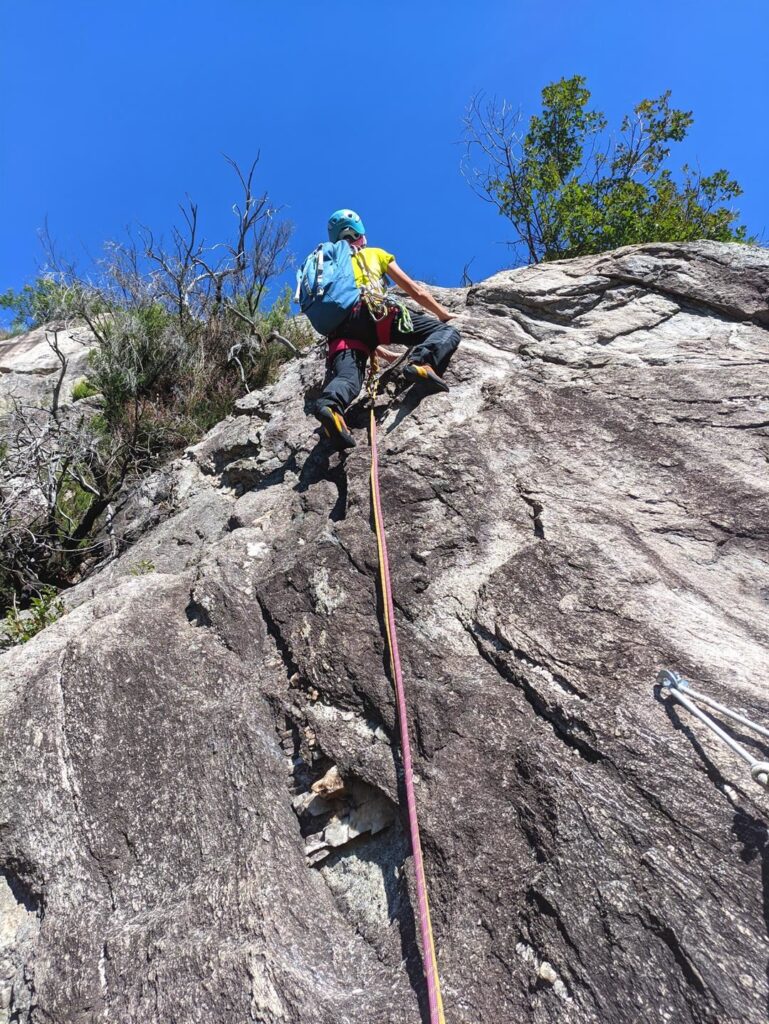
[658,670,769,787]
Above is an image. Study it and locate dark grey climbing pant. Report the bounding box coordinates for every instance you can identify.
[316,307,461,413]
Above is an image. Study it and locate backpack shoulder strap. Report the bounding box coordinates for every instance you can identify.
[315,245,325,296]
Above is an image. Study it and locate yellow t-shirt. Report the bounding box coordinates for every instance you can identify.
[351,247,395,290]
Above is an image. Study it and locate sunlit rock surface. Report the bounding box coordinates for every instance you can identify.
[2,241,769,1023]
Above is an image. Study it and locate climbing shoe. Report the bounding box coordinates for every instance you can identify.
[316,406,356,450]
[402,363,450,394]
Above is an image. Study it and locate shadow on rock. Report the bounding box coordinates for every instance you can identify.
[295,432,350,521]
[384,385,424,435]
[732,810,769,1019]
[660,687,769,1017]
[302,380,325,417]
[320,823,428,1019]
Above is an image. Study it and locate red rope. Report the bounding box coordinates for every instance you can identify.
[369,407,446,1024]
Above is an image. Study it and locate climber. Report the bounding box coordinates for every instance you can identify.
[314,209,461,450]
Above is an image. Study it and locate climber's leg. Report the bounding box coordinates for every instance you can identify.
[314,348,369,449]
[392,311,460,392]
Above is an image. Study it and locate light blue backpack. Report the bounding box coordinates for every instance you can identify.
[294,241,360,336]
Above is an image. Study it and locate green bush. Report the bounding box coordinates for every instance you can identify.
[56,480,94,527]
[71,378,100,401]
[129,559,156,576]
[3,587,65,645]
[0,156,304,618]
[89,304,183,419]
[83,284,313,456]
[0,277,82,332]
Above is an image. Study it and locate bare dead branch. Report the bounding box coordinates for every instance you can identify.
[267,331,299,356]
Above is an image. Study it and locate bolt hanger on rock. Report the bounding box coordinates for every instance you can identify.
[657,669,769,788]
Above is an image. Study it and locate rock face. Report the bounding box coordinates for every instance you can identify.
[2,241,769,1023]
[0,324,99,590]
[0,325,93,415]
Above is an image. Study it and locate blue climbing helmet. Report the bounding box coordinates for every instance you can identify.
[327,208,366,242]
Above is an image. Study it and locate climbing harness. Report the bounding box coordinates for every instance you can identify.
[368,371,446,1024]
[657,670,769,788]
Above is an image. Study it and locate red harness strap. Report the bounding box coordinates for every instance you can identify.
[374,307,397,346]
[326,337,370,361]
[327,307,397,363]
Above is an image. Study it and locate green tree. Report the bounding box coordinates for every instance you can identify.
[463,76,750,264]
[0,276,80,333]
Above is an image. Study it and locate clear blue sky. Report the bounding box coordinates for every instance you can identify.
[1,0,767,317]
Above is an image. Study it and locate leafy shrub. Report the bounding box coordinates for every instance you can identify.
[71,378,100,401]
[0,277,84,332]
[3,587,65,645]
[88,304,186,421]
[0,156,307,620]
[129,559,156,576]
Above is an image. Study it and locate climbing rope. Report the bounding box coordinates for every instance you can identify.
[368,374,446,1024]
[657,670,769,787]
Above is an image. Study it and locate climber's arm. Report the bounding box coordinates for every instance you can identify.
[376,346,402,364]
[386,261,455,322]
